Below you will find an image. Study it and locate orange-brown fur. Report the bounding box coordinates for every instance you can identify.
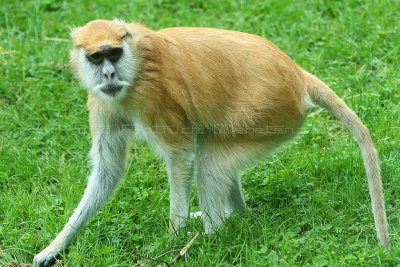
[74,21,306,149]
[34,20,389,266]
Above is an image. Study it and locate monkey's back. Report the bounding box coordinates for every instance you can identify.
[154,27,308,138]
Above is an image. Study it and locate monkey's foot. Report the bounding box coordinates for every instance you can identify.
[190,210,232,219]
[190,211,203,218]
[33,250,59,267]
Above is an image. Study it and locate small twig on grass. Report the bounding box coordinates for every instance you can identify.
[132,232,200,267]
[4,263,32,267]
[0,50,16,55]
[54,260,63,267]
[168,232,200,266]
[44,37,70,42]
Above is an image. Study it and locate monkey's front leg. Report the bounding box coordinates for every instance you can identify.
[33,129,130,267]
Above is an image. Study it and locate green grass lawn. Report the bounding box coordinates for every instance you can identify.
[1,0,399,266]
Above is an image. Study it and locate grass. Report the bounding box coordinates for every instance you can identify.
[1,0,399,266]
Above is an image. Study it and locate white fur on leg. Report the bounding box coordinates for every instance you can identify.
[224,177,246,218]
[33,128,130,267]
[167,151,195,233]
[196,167,235,234]
[195,138,247,234]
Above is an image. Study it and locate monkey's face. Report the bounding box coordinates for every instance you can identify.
[70,20,136,101]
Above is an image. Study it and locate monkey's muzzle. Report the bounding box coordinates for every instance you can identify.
[101,85,123,96]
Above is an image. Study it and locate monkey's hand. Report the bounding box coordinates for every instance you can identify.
[33,248,59,267]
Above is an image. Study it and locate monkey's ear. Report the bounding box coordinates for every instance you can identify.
[113,18,133,39]
[70,26,83,47]
[124,31,133,39]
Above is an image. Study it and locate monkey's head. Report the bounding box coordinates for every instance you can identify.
[70,19,137,101]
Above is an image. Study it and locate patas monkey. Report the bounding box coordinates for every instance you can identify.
[33,19,389,266]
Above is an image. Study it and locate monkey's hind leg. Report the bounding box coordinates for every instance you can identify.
[191,175,245,219]
[166,151,195,234]
[224,174,246,218]
[195,142,246,234]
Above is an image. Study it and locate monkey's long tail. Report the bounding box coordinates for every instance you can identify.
[305,71,389,247]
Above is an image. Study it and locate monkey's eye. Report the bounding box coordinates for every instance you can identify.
[87,53,103,64]
[108,48,123,63]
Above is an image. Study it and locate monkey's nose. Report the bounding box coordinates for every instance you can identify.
[103,69,115,80]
